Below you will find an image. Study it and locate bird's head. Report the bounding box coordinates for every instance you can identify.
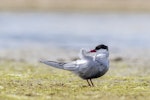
[89,44,108,53]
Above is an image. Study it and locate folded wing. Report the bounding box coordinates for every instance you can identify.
[40,59,66,69]
[40,59,81,71]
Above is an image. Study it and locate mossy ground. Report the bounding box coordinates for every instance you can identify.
[0,61,150,100]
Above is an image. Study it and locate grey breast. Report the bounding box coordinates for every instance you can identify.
[78,61,109,79]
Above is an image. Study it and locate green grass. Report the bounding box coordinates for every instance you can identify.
[0,61,150,100]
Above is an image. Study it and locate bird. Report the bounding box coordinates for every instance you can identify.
[39,44,109,86]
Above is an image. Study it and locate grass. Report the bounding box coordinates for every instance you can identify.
[0,60,150,100]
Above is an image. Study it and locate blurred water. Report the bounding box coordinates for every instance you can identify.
[0,12,150,50]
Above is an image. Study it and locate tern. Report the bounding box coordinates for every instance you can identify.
[40,44,109,86]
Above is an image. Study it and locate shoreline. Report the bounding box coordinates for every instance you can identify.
[0,46,150,64]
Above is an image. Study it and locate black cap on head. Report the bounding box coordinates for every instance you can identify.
[95,44,108,51]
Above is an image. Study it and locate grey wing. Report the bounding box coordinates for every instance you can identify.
[64,59,89,72]
[40,59,79,71]
[79,49,93,60]
[63,61,79,71]
[39,59,66,69]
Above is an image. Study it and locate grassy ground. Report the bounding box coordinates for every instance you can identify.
[0,0,150,12]
[0,60,149,100]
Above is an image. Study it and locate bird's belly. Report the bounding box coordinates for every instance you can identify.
[78,67,108,79]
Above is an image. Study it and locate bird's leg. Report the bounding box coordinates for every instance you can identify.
[86,79,91,86]
[90,79,94,87]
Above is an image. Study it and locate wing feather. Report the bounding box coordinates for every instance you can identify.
[40,59,66,69]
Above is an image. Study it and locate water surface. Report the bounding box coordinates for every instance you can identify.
[0,12,150,50]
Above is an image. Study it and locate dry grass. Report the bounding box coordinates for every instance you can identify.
[0,0,150,12]
[0,60,150,100]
